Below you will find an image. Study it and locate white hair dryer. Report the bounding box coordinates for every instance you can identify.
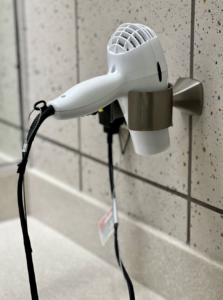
[48,23,169,155]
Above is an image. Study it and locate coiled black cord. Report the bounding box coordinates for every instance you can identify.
[107,132,135,300]
[17,102,55,300]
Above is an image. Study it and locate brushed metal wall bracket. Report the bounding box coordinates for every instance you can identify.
[173,77,203,116]
[128,77,203,131]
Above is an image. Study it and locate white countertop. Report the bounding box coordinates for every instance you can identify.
[0,217,164,300]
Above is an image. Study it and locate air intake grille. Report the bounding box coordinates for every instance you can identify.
[108,23,156,54]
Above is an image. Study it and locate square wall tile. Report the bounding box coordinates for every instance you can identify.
[191,204,223,263]
[81,114,122,162]
[78,0,191,193]
[82,157,187,242]
[0,0,21,126]
[24,0,78,148]
[0,123,22,163]
[0,174,19,221]
[30,112,79,150]
[192,2,223,209]
[31,136,79,188]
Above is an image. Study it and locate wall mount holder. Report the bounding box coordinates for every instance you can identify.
[127,77,203,131]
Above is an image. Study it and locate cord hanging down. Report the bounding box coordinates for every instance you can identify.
[107,132,135,300]
[17,102,55,300]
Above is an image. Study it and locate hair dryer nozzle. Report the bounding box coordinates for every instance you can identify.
[130,129,170,155]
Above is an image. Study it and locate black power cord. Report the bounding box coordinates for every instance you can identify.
[98,102,134,299]
[17,99,133,300]
[107,132,135,300]
[17,101,55,300]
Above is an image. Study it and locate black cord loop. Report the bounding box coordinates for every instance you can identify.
[34,100,47,111]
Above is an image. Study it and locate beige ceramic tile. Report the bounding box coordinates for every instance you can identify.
[0,0,21,126]
[31,136,79,188]
[191,2,223,208]
[81,114,122,163]
[78,0,191,193]
[82,157,187,242]
[191,204,223,263]
[0,123,22,163]
[29,111,79,150]
[24,0,78,148]
[0,174,19,221]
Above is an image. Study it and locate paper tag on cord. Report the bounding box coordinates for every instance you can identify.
[99,208,114,246]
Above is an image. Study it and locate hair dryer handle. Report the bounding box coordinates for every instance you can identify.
[48,72,124,120]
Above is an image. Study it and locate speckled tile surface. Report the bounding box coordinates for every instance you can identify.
[0,123,22,162]
[24,0,78,148]
[191,1,223,208]
[0,174,19,221]
[78,0,191,193]
[0,217,164,300]
[0,0,21,126]
[82,157,187,242]
[191,204,223,263]
[31,136,79,188]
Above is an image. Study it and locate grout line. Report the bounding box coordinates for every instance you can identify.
[113,165,188,200]
[68,152,223,216]
[16,0,33,167]
[190,0,196,80]
[37,133,80,153]
[1,118,223,216]
[77,118,82,191]
[191,197,223,215]
[187,116,193,244]
[13,0,25,144]
[0,119,22,130]
[74,0,82,191]
[74,0,80,84]
[187,0,196,245]
[34,135,223,216]
[30,133,190,201]
[0,161,20,168]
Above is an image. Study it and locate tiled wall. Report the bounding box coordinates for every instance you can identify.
[0,0,22,163]
[15,0,223,263]
[191,0,223,261]
[0,0,21,126]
